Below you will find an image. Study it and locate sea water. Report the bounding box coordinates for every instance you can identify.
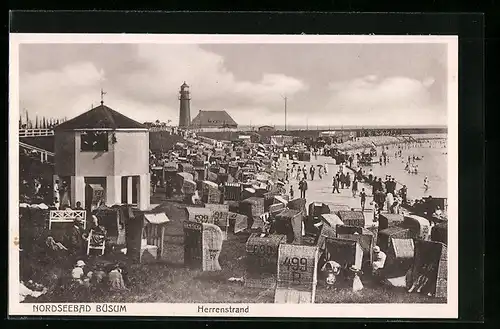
[360,142,448,200]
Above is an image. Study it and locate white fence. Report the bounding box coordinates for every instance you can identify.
[19,142,55,163]
[19,129,54,137]
[49,210,87,230]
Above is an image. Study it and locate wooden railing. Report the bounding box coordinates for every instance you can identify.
[19,128,54,137]
[19,141,55,163]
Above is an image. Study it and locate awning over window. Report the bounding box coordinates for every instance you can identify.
[88,184,104,191]
[144,213,170,225]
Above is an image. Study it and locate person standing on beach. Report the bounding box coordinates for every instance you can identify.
[423,176,429,191]
[375,190,386,211]
[332,174,340,193]
[386,192,395,213]
[165,180,173,199]
[368,169,373,183]
[53,179,60,202]
[380,178,386,193]
[352,177,358,197]
[360,188,367,211]
[399,185,408,205]
[346,172,351,188]
[299,178,308,199]
[310,165,315,181]
[372,176,378,195]
[388,176,395,193]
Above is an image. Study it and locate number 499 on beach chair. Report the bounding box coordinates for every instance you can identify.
[87,230,106,256]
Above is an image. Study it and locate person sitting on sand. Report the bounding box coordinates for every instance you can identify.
[20,280,47,302]
[71,260,90,287]
[68,219,85,255]
[432,206,444,222]
[191,190,201,205]
[321,261,341,289]
[90,263,107,287]
[408,263,435,296]
[46,236,68,252]
[108,264,128,291]
[350,266,364,292]
[372,246,387,277]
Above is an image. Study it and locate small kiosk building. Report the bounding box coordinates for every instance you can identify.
[53,102,151,211]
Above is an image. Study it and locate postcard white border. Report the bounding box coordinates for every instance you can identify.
[9,33,459,318]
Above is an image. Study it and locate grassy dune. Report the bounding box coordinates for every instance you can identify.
[22,199,445,304]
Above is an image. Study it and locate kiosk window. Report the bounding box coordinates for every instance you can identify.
[81,131,109,152]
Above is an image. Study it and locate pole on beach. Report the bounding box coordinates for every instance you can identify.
[281,95,287,131]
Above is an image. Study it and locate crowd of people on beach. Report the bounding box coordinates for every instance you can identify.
[276,140,442,221]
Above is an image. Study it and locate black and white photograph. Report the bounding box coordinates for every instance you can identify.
[9,34,458,318]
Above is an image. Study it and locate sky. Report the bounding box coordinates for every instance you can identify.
[18,42,449,127]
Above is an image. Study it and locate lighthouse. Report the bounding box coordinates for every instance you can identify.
[178,82,191,128]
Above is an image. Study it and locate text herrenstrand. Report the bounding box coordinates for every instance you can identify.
[198,305,250,314]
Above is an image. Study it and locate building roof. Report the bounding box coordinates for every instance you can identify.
[54,104,147,131]
[190,110,238,128]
